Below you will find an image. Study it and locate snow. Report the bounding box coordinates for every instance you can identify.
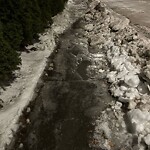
[0,0,88,149]
[144,134,150,145]
[128,109,150,133]
[114,101,122,110]
[85,24,94,31]
[104,13,150,145]
[110,16,130,31]
[106,43,141,103]
[87,1,150,148]
[124,73,140,87]
[101,122,111,139]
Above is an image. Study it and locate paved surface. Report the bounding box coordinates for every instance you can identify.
[8,19,113,150]
[101,0,150,28]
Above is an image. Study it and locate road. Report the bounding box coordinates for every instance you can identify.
[101,0,150,28]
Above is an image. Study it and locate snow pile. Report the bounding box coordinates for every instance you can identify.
[83,0,150,148]
[128,109,150,134]
[109,15,130,32]
[106,44,141,104]
[91,101,130,150]
[127,108,150,146]
[103,5,150,149]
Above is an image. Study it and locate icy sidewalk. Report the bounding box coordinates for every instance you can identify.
[0,0,88,149]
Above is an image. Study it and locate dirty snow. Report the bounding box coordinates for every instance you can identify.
[82,0,150,149]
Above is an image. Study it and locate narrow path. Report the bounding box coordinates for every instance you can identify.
[7,21,113,150]
[0,0,89,149]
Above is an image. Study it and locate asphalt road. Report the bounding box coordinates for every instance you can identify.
[101,0,150,28]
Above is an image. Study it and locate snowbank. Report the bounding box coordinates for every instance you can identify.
[81,1,150,149]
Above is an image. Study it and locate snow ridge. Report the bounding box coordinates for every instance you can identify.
[82,1,150,149]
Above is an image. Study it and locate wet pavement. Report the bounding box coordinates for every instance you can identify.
[7,20,113,150]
